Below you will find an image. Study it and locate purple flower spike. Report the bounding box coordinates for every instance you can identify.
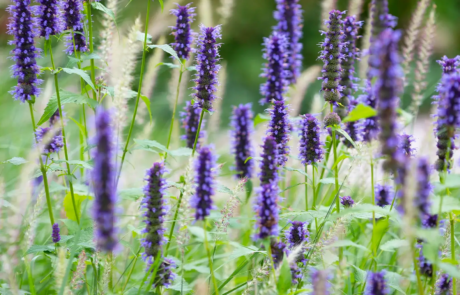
[437,56,460,74]
[311,269,331,295]
[374,29,403,172]
[192,25,222,112]
[360,81,379,142]
[141,162,176,288]
[434,73,460,171]
[365,271,389,295]
[35,127,64,153]
[416,157,432,217]
[254,182,280,240]
[259,136,279,185]
[230,103,255,179]
[267,100,291,166]
[399,134,415,158]
[52,223,61,243]
[273,0,303,84]
[270,239,286,268]
[343,100,362,148]
[370,0,392,43]
[260,32,290,105]
[170,3,196,60]
[423,214,438,229]
[436,274,453,295]
[36,0,64,39]
[375,184,393,207]
[92,108,118,252]
[191,145,217,221]
[319,10,346,104]
[324,112,341,127]
[7,0,42,103]
[299,114,323,165]
[286,221,309,248]
[63,0,88,55]
[340,196,354,208]
[180,101,205,149]
[419,252,433,277]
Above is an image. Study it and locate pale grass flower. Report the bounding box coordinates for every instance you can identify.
[321,0,338,30]
[289,65,321,116]
[54,248,69,293]
[70,250,87,291]
[217,0,235,26]
[99,0,118,83]
[348,0,364,20]
[209,62,227,135]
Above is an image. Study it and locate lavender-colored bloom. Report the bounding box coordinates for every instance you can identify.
[35,127,64,153]
[230,103,255,179]
[374,29,403,172]
[63,0,88,55]
[259,136,279,185]
[434,73,460,171]
[7,0,42,103]
[273,0,303,84]
[180,101,205,149]
[92,108,118,252]
[254,182,280,240]
[375,184,393,207]
[270,239,286,268]
[36,0,64,39]
[141,162,176,287]
[191,145,217,221]
[319,10,345,104]
[170,3,195,60]
[416,157,432,216]
[436,274,453,295]
[365,271,388,295]
[423,214,438,229]
[340,196,354,208]
[299,114,323,165]
[324,112,341,127]
[311,269,331,295]
[260,32,290,105]
[419,253,433,277]
[52,223,61,243]
[370,0,392,44]
[286,220,309,248]
[360,81,379,142]
[192,25,222,111]
[437,56,460,74]
[399,134,415,157]
[291,262,303,285]
[343,100,362,148]
[267,100,291,166]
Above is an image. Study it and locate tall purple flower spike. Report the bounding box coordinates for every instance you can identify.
[192,25,222,111]
[141,162,176,288]
[365,271,389,295]
[254,182,280,240]
[267,100,291,166]
[7,0,42,102]
[419,252,433,277]
[286,220,309,249]
[92,108,118,252]
[373,29,403,173]
[437,56,460,74]
[230,103,255,179]
[260,32,290,105]
[52,223,61,243]
[299,114,323,165]
[416,157,432,217]
[63,0,88,55]
[399,134,416,157]
[35,127,64,153]
[319,10,346,104]
[259,136,279,185]
[436,274,453,295]
[36,0,64,39]
[434,72,460,171]
[273,0,303,84]
[170,3,196,60]
[180,101,205,149]
[191,145,217,221]
[375,184,393,207]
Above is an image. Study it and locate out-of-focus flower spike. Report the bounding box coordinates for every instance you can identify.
[230,103,255,179]
[375,184,393,207]
[181,101,206,149]
[399,134,416,158]
[365,271,389,295]
[436,273,453,295]
[340,196,355,208]
[311,269,331,295]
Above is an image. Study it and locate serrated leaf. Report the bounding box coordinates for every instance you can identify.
[26,245,54,255]
[254,113,270,127]
[277,254,292,295]
[342,104,376,122]
[159,62,181,69]
[147,44,179,60]
[61,68,95,91]
[372,218,389,254]
[380,239,409,252]
[3,157,28,165]
[140,95,153,124]
[63,192,91,222]
[350,264,367,282]
[134,139,168,153]
[169,147,192,157]
[91,2,116,24]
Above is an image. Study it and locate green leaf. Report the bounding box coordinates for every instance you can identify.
[169,147,192,157]
[53,159,93,170]
[380,239,409,252]
[325,239,370,252]
[26,245,54,255]
[216,184,233,195]
[134,139,168,153]
[63,192,91,222]
[254,113,270,127]
[350,264,367,282]
[342,104,376,122]
[333,127,358,149]
[157,0,164,11]
[319,177,335,184]
[68,116,88,138]
[372,218,389,254]
[118,188,144,201]
[331,154,350,170]
[277,254,292,295]
[438,262,460,278]
[81,53,101,61]
[147,44,179,60]
[140,95,153,124]
[245,179,253,202]
[3,157,28,165]
[187,65,197,71]
[284,167,311,180]
[61,68,95,91]
[37,91,97,125]
[91,2,116,23]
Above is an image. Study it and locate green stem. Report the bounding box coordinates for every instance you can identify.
[204,219,219,295]
[312,165,316,210]
[24,258,36,295]
[49,45,80,225]
[165,190,184,254]
[28,102,55,228]
[117,0,152,184]
[304,165,308,211]
[192,109,205,156]
[85,1,97,101]
[121,249,141,292]
[164,63,185,161]
[412,242,424,295]
[371,160,376,257]
[451,213,456,294]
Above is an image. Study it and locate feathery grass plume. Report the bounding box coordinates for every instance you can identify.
[7,0,42,102]
[365,271,389,294]
[259,136,279,184]
[374,29,403,172]
[193,25,222,111]
[273,0,303,84]
[290,66,321,116]
[112,17,143,130]
[320,0,338,30]
[36,0,64,39]
[401,0,430,77]
[375,184,393,207]
[340,196,355,208]
[267,100,292,166]
[63,0,88,54]
[260,32,289,105]
[142,162,176,287]
[54,248,69,293]
[70,250,87,291]
[24,192,43,250]
[176,158,194,253]
[52,223,60,243]
[254,182,280,240]
[343,100,362,147]
[243,258,272,294]
[191,145,217,221]
[309,217,346,264]
[92,108,118,252]
[399,133,416,157]
[299,114,324,165]
[338,16,362,119]
[98,0,118,82]
[170,3,196,60]
[214,178,245,238]
[359,13,372,80]
[434,72,460,171]
[217,0,235,25]
[319,10,345,105]
[230,104,255,179]
[100,258,111,294]
[181,101,206,149]
[436,273,453,295]
[348,0,364,20]
[311,269,331,295]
